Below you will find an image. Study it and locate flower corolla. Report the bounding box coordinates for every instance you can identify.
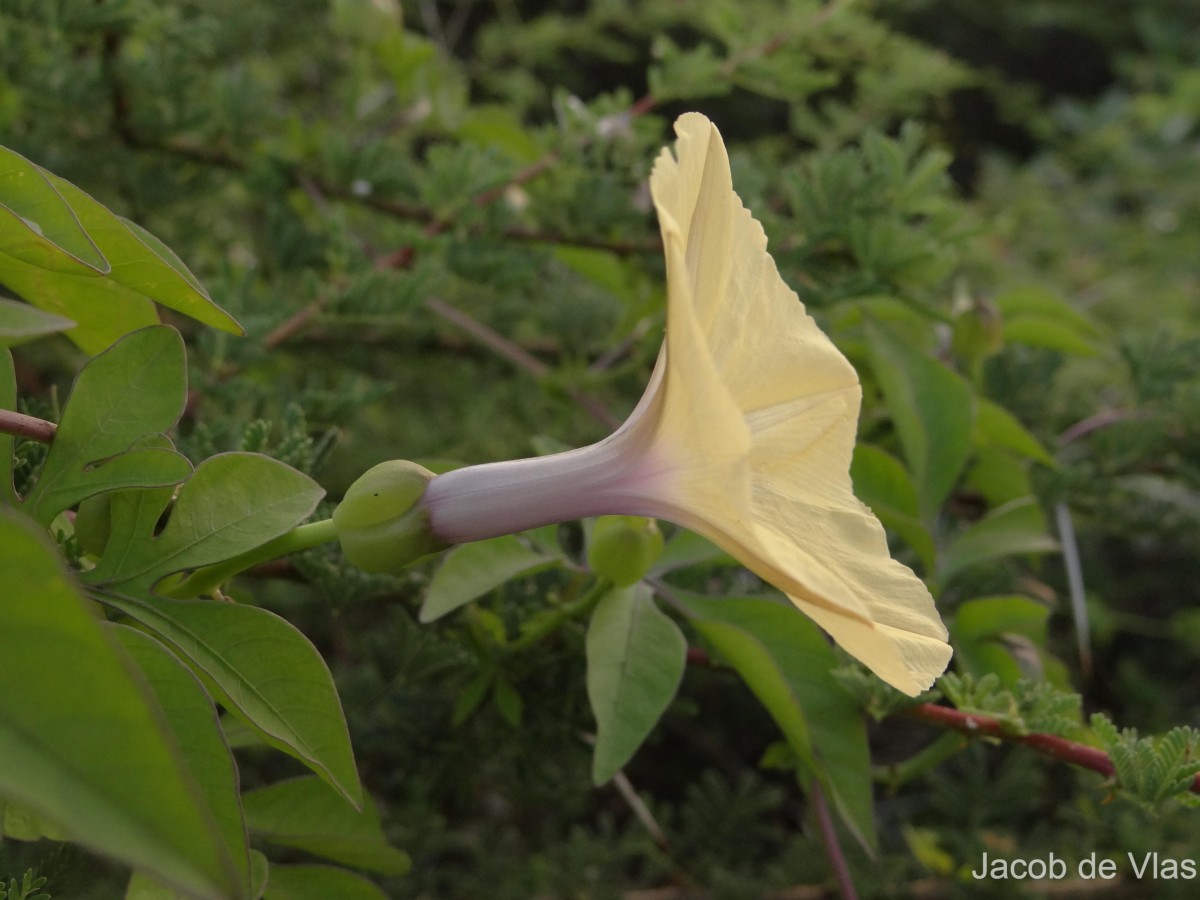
[360,113,951,695]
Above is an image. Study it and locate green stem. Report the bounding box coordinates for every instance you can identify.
[506,578,613,653]
[163,518,340,599]
[873,730,965,791]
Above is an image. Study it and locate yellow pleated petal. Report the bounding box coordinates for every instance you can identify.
[648,113,951,695]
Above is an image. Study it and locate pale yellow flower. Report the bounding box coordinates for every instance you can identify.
[420,113,950,695]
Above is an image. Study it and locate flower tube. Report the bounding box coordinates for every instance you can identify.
[359,113,951,695]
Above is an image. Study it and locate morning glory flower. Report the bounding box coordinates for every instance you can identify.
[340,113,951,695]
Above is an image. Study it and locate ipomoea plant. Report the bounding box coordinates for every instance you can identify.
[335,113,951,696]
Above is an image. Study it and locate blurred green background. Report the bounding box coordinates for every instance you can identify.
[3,0,1200,896]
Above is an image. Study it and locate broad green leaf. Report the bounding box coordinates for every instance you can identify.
[262,865,389,900]
[23,326,191,526]
[84,452,324,592]
[0,157,242,352]
[850,444,936,572]
[457,105,542,163]
[866,321,975,519]
[952,595,1050,646]
[963,446,1034,508]
[126,871,197,900]
[421,534,557,622]
[127,853,270,900]
[677,593,875,850]
[0,509,239,899]
[0,144,107,273]
[992,286,1101,331]
[994,286,1102,357]
[940,497,1059,583]
[491,675,524,727]
[451,669,495,726]
[127,856,269,900]
[974,398,1055,466]
[0,259,158,353]
[93,592,362,808]
[951,595,1050,685]
[126,870,180,899]
[1005,318,1100,356]
[553,246,644,308]
[220,713,269,750]
[114,626,251,897]
[79,479,175,566]
[120,217,211,298]
[44,171,241,336]
[0,297,74,345]
[1,346,15,505]
[243,776,409,876]
[586,584,686,784]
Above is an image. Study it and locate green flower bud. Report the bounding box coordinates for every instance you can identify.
[586,515,664,587]
[334,460,447,573]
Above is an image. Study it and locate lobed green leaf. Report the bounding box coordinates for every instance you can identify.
[84,452,324,593]
[21,326,191,526]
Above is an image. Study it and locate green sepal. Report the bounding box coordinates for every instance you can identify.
[333,460,446,573]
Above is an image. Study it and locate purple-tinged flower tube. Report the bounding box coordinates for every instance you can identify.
[345,113,952,695]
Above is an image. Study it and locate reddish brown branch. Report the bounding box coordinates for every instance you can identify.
[1057,409,1144,446]
[424,297,621,430]
[809,780,857,900]
[904,702,1200,794]
[263,298,325,350]
[0,409,57,443]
